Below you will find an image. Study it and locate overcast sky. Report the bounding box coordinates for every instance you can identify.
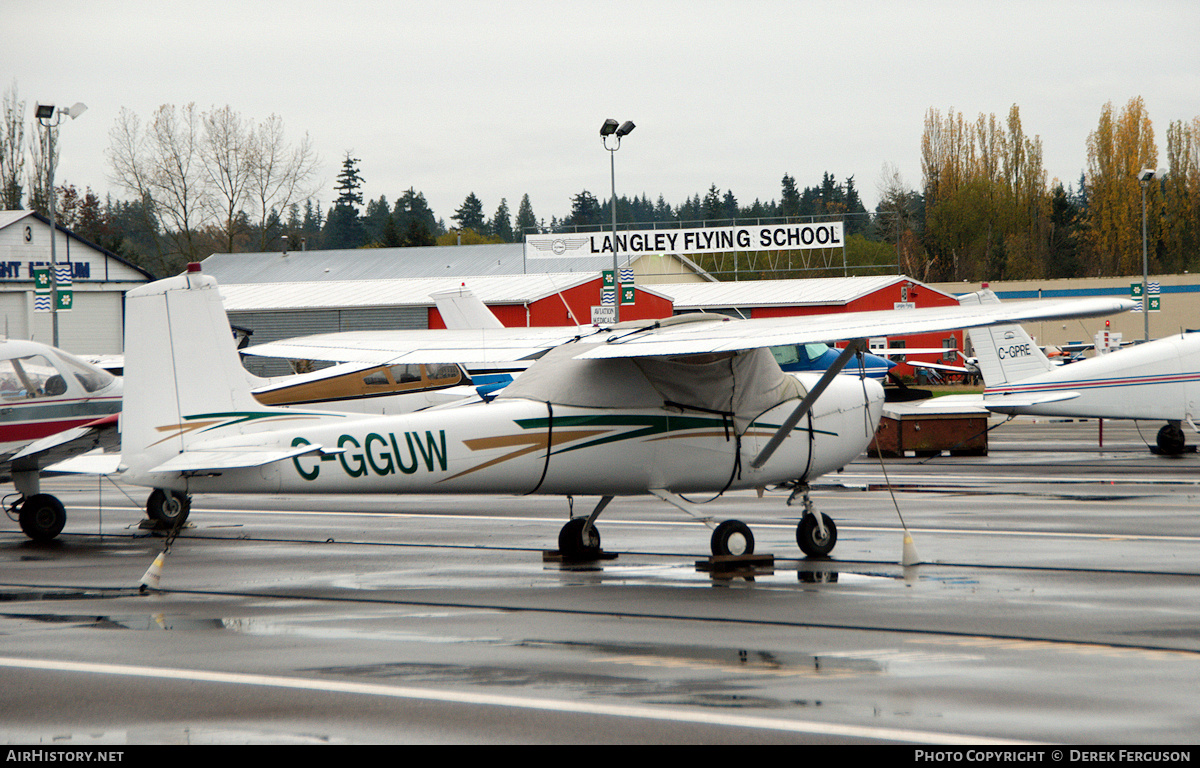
[6,0,1198,229]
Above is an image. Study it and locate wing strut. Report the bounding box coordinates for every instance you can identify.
[750,338,866,470]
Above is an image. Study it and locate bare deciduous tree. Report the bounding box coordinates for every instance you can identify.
[246,114,320,251]
[0,82,25,210]
[107,104,321,272]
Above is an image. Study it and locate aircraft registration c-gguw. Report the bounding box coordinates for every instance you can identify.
[48,264,1133,559]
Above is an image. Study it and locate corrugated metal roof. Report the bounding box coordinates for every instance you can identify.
[202,243,643,284]
[218,273,652,311]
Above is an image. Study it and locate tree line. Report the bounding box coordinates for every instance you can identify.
[912,99,1200,283]
[2,82,1197,283]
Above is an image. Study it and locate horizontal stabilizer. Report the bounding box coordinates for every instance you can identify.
[148,443,336,474]
[982,391,1081,413]
[45,450,124,476]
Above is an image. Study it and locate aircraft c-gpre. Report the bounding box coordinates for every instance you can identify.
[53,265,1132,558]
[963,289,1200,455]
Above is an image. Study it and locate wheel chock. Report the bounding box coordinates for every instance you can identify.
[542,549,618,563]
[696,552,774,576]
[139,551,166,592]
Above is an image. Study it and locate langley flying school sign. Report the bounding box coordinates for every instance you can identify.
[525,222,844,260]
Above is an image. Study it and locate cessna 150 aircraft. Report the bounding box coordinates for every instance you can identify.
[0,339,122,539]
[963,289,1200,455]
[49,265,1132,558]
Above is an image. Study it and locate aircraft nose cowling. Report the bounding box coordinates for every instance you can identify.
[744,372,885,486]
[802,372,885,479]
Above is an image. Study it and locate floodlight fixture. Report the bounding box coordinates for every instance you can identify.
[600,119,635,322]
[35,98,87,347]
[1138,168,1167,341]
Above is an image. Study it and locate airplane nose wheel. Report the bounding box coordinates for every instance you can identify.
[711,519,755,557]
[797,513,837,558]
[558,516,601,560]
[1157,423,1186,455]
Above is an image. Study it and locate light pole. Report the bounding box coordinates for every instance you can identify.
[1138,167,1165,343]
[600,119,634,322]
[35,102,87,348]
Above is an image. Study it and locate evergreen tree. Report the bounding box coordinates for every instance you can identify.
[780,174,801,218]
[491,197,514,242]
[322,203,365,249]
[566,190,601,228]
[702,184,724,221]
[1047,182,1082,278]
[515,194,538,236]
[333,154,364,209]
[393,187,439,245]
[722,190,739,221]
[381,213,401,247]
[362,195,391,245]
[323,154,366,249]
[452,192,486,233]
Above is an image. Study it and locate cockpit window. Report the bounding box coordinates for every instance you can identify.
[58,352,116,393]
[770,343,830,367]
[0,355,64,399]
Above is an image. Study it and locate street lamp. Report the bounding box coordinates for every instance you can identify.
[1138,167,1165,343]
[601,119,634,322]
[35,102,87,348]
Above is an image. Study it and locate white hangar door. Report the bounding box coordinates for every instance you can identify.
[28,290,125,354]
[0,292,28,341]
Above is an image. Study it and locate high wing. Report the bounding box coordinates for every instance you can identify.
[244,296,1134,367]
[245,325,596,368]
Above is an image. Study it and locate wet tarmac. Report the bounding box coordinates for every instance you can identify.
[2,418,1199,744]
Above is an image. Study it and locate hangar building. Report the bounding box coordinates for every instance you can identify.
[0,211,152,354]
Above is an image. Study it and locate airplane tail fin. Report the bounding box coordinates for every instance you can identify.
[431,286,504,330]
[122,264,277,477]
[959,289,1055,386]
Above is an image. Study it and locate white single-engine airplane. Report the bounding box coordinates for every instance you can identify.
[0,339,122,540]
[963,290,1200,455]
[54,265,1131,558]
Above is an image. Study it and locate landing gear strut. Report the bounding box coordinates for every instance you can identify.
[788,483,838,558]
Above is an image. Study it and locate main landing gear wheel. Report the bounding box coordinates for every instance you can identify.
[797,513,837,558]
[1157,423,1186,456]
[711,519,755,557]
[558,516,601,560]
[19,494,66,542]
[146,489,191,527]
